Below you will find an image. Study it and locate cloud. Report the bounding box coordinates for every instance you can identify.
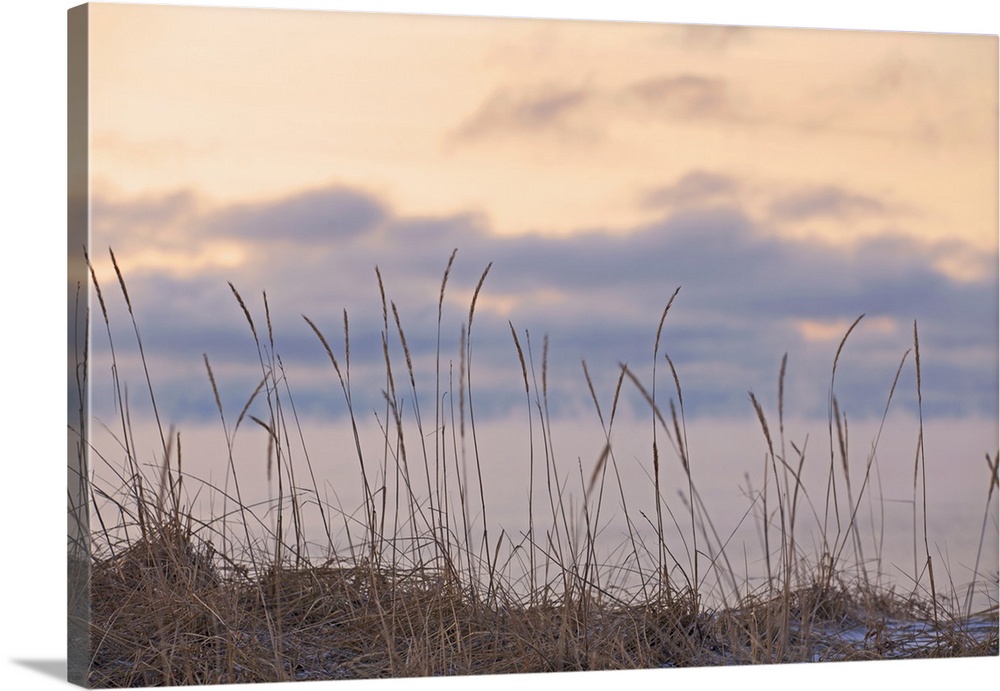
[676,25,754,52]
[626,74,733,120]
[92,190,200,241]
[642,171,739,209]
[209,187,386,244]
[452,84,594,140]
[452,72,743,145]
[88,184,998,427]
[768,185,891,222]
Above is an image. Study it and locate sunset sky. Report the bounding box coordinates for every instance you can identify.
[85,3,997,433]
[61,2,1000,683]
[5,3,1000,690]
[90,6,997,257]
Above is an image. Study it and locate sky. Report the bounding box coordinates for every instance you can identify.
[83,2,999,430]
[2,2,998,691]
[80,2,999,615]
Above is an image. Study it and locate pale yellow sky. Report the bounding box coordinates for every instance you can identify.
[88,3,998,263]
[75,7,999,611]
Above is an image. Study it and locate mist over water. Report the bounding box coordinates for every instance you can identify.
[89,406,998,611]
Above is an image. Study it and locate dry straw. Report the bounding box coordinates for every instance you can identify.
[77,251,999,686]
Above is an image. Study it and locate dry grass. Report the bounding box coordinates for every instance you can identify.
[71,249,999,686]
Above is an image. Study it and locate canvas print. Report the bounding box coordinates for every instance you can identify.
[67,3,999,687]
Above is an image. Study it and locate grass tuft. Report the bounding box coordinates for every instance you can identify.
[76,254,999,686]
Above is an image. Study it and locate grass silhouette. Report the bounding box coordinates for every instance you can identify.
[70,248,998,686]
